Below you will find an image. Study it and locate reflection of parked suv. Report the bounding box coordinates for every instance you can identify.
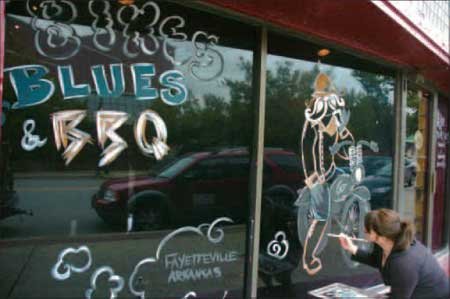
[92,148,304,230]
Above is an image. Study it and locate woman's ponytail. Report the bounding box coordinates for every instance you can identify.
[364,209,416,251]
[395,220,415,251]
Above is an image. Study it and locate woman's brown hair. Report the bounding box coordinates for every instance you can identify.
[364,208,415,251]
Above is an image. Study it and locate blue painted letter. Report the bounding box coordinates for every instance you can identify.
[132,63,158,100]
[92,64,125,97]
[159,70,188,106]
[6,65,55,109]
[58,65,91,99]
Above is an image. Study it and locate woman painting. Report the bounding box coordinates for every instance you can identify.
[339,208,449,299]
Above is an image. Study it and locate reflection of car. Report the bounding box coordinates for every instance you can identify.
[92,148,304,230]
[360,155,391,176]
[404,158,417,187]
[360,157,416,210]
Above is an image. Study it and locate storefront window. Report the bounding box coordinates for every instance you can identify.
[401,89,431,243]
[258,32,395,297]
[0,1,255,298]
[432,97,448,251]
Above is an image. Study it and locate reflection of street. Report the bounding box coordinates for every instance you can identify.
[0,176,118,239]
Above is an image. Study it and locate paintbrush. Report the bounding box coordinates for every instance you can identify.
[327,233,369,243]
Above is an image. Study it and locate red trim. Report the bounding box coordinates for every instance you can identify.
[203,0,450,94]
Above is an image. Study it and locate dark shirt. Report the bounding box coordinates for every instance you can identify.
[352,240,449,299]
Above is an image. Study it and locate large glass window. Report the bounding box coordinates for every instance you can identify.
[400,88,431,243]
[258,32,395,297]
[0,1,255,298]
[432,97,449,251]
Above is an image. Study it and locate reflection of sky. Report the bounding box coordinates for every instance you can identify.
[171,45,370,105]
[173,46,394,106]
[268,55,365,94]
[269,55,395,105]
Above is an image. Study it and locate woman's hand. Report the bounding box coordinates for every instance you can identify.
[338,233,358,255]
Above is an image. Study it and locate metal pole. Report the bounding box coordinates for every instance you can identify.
[393,72,407,213]
[244,26,267,299]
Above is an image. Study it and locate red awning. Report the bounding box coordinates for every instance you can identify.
[204,0,450,94]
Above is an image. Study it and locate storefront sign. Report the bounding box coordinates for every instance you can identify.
[164,251,238,283]
[4,0,224,166]
[5,64,187,108]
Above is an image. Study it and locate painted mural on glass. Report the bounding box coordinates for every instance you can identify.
[1,1,251,298]
[295,70,377,275]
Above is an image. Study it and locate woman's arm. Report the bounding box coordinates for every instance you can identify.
[339,234,379,268]
[352,246,379,268]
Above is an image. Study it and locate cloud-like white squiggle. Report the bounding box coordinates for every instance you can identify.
[89,0,116,52]
[26,0,81,60]
[189,31,224,82]
[85,266,124,299]
[51,245,92,281]
[129,217,233,299]
[117,1,160,58]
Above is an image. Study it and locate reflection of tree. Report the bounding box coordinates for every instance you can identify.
[406,90,420,135]
[347,70,394,154]
[264,62,319,152]
[352,70,393,103]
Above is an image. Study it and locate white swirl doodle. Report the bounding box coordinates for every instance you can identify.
[159,16,191,66]
[89,0,116,52]
[51,245,92,281]
[27,0,81,60]
[21,119,47,151]
[189,31,224,81]
[129,217,233,299]
[85,266,124,299]
[207,217,232,244]
[117,1,160,58]
[267,231,289,260]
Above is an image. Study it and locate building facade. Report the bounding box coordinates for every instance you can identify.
[0,1,448,298]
